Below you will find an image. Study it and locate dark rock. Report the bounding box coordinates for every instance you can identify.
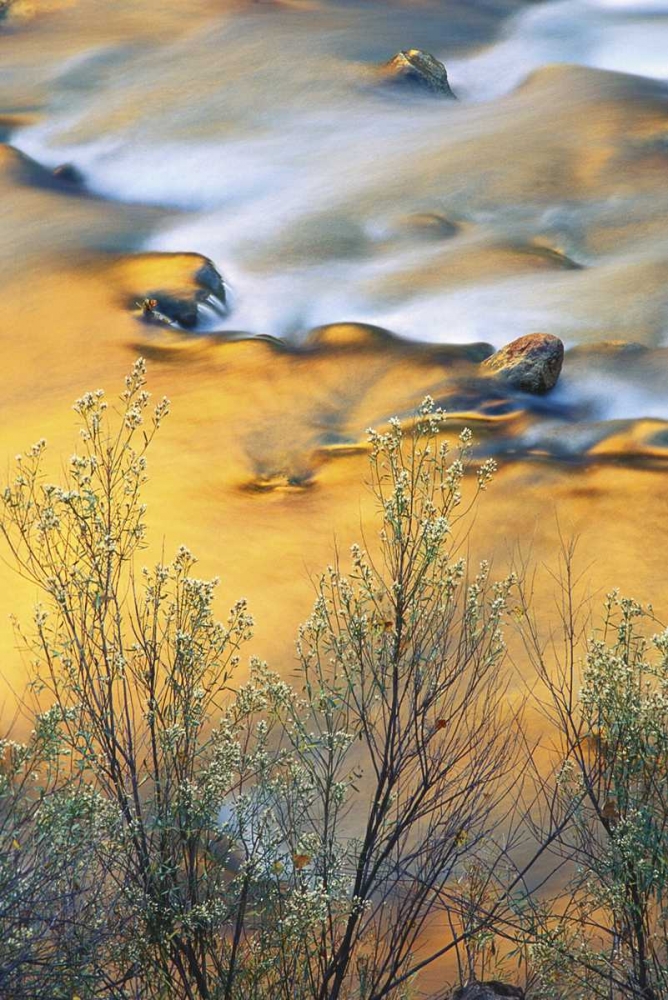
[136,298,179,328]
[117,251,228,330]
[194,258,227,302]
[52,163,84,186]
[144,259,226,329]
[379,50,456,98]
[482,333,564,394]
[452,981,525,1000]
[149,292,200,329]
[9,148,85,195]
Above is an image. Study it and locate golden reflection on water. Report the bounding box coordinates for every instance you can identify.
[3,318,664,993]
[1,0,667,803]
[0,253,666,704]
[3,5,668,988]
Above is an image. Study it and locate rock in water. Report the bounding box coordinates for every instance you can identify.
[53,163,84,186]
[380,50,456,98]
[452,982,525,1000]
[113,252,228,329]
[395,212,460,241]
[482,333,564,394]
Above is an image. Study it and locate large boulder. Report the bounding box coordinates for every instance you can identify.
[482,333,564,394]
[452,981,524,1000]
[379,50,456,98]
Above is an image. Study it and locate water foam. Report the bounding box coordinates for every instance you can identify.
[449,0,668,102]
[9,0,668,363]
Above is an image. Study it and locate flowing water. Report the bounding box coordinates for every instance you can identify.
[2,0,668,670]
[1,0,668,666]
[7,0,668,350]
[3,0,668,987]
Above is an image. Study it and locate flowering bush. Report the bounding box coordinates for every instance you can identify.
[518,581,668,1000]
[0,363,519,999]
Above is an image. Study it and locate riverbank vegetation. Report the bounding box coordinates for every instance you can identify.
[0,362,666,1000]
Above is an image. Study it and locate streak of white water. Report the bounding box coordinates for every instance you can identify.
[450,0,668,101]
[8,0,668,420]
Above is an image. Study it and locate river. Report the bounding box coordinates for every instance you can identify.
[2,0,668,989]
[0,0,667,735]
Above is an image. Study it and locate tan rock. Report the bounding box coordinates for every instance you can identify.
[482,333,564,394]
[379,50,456,98]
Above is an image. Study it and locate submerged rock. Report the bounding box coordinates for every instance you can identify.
[396,212,459,241]
[567,340,648,360]
[53,163,84,186]
[482,333,564,394]
[305,322,399,351]
[452,982,524,1000]
[379,50,456,98]
[7,148,85,194]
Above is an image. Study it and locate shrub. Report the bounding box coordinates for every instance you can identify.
[517,563,668,1000]
[0,362,520,999]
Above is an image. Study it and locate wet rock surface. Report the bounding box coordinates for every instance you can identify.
[114,252,228,329]
[52,163,84,186]
[305,322,400,351]
[482,334,564,394]
[395,212,460,241]
[379,49,456,97]
[8,147,85,194]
